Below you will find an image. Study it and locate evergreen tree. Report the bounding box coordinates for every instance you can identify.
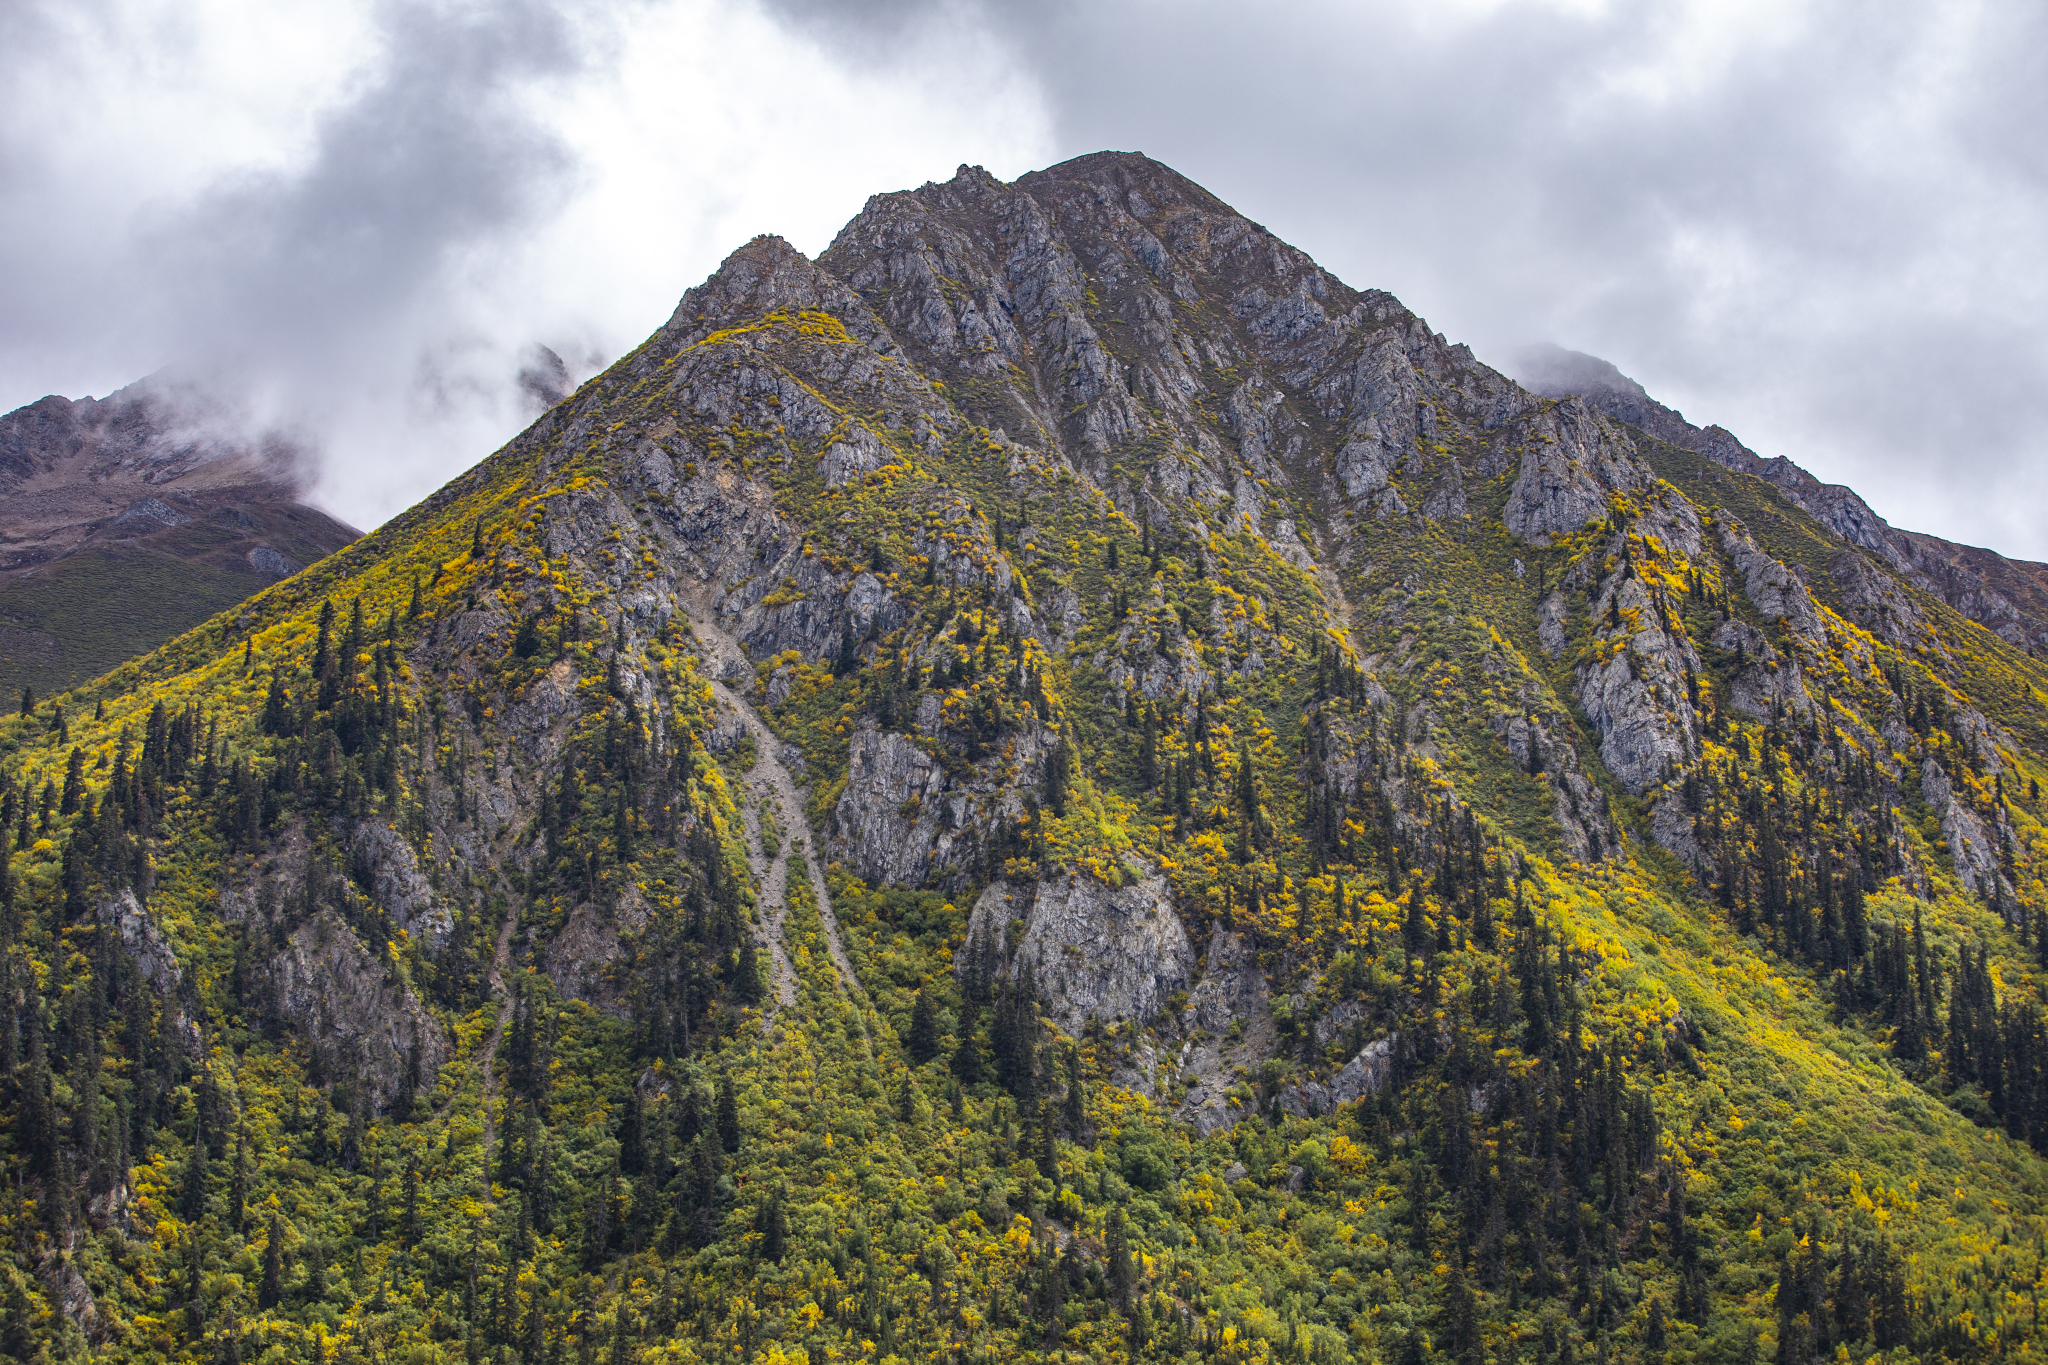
[717,1074,739,1154]
[258,1214,286,1309]
[907,986,939,1064]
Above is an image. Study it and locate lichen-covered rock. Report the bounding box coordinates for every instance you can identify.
[962,870,1195,1036]
[269,910,450,1112]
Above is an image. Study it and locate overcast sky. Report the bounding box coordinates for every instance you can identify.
[4,0,2045,560]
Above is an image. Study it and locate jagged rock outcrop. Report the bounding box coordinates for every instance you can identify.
[1831,547,1928,649]
[1574,562,1705,796]
[963,871,1195,1036]
[1717,519,1827,650]
[1279,1037,1396,1119]
[1922,758,2011,901]
[1501,399,1646,540]
[1516,342,2048,655]
[97,889,203,1050]
[268,911,449,1112]
[826,705,1059,887]
[348,821,453,953]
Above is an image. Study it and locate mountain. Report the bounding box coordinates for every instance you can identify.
[0,372,360,702]
[6,152,2048,1365]
[1514,343,2048,655]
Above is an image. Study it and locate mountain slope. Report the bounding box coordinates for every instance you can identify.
[6,154,2048,1365]
[0,373,360,701]
[1514,343,2048,655]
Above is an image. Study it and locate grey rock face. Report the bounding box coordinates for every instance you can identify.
[826,727,954,885]
[962,871,1195,1036]
[1279,1036,1395,1119]
[1717,520,1827,650]
[98,888,205,1053]
[1922,758,2011,901]
[349,820,453,954]
[1831,548,1926,649]
[269,910,450,1112]
[544,901,642,1018]
[1502,400,1646,540]
[1710,619,1814,720]
[1537,590,1568,657]
[1575,564,1704,797]
[101,888,182,999]
[1180,926,1272,1038]
[826,720,1056,888]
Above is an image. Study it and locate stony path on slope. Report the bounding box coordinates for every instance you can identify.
[738,791,800,1011]
[687,616,871,1027]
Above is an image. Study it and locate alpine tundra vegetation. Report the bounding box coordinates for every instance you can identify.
[7,152,2048,1365]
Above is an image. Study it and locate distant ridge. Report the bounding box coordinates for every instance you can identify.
[1513,342,2048,654]
[0,371,358,696]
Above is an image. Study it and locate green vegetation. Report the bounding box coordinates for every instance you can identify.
[0,548,269,701]
[5,254,2048,1365]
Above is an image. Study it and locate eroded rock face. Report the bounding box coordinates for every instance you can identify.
[962,871,1195,1036]
[1832,548,1926,649]
[99,889,204,1053]
[269,911,449,1113]
[1718,519,1827,650]
[349,821,453,954]
[1502,400,1647,540]
[1711,619,1814,719]
[1280,1036,1395,1119]
[827,722,1056,887]
[1574,570,1704,796]
[1923,758,2012,901]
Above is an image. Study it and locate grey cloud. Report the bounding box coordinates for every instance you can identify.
[152,0,583,364]
[0,0,598,524]
[766,0,2048,558]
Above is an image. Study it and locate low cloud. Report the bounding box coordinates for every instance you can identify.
[0,0,1049,528]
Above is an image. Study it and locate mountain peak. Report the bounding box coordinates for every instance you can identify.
[12,154,2048,1364]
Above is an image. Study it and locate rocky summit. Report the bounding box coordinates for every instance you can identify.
[6,151,2048,1365]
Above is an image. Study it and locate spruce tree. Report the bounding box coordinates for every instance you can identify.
[257,1214,285,1309]
[716,1074,739,1154]
[228,1128,248,1233]
[907,986,939,1064]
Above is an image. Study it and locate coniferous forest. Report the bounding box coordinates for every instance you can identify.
[7,153,2048,1365]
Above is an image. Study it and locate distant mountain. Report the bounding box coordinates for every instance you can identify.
[1512,342,2048,654]
[11,153,2048,1364]
[0,371,358,698]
